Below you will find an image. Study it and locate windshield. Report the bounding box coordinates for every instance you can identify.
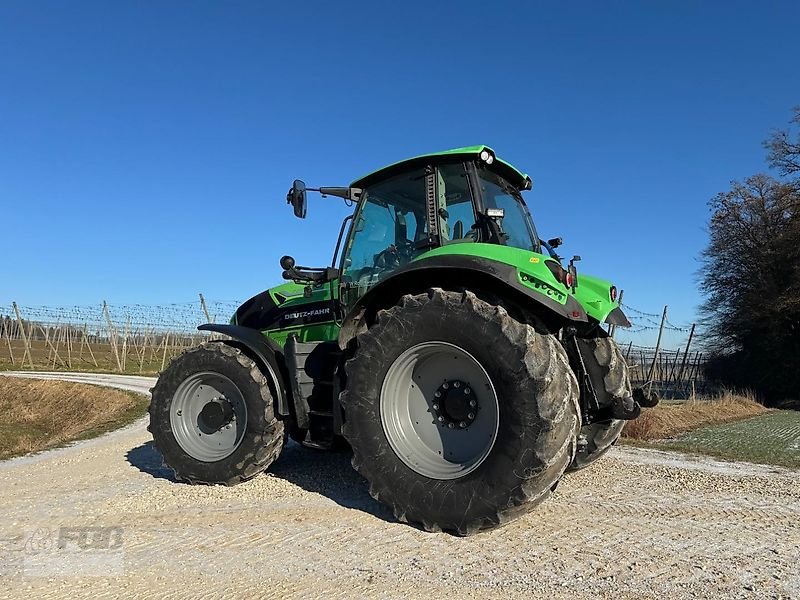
[340,168,427,299]
[476,167,540,252]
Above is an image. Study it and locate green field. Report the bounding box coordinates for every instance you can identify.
[658,410,800,468]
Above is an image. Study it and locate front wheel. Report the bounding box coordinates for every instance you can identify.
[148,342,285,485]
[341,289,580,535]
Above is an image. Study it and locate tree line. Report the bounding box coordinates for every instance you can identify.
[701,107,800,403]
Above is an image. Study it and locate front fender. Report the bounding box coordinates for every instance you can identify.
[197,324,290,416]
[605,307,631,328]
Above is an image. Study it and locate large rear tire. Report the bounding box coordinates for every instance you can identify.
[148,342,285,485]
[567,332,630,472]
[341,288,580,535]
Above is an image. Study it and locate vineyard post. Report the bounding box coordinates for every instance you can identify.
[12,303,34,368]
[675,323,696,385]
[78,323,87,361]
[84,327,99,368]
[161,331,170,371]
[64,323,73,369]
[1,320,15,365]
[121,316,130,372]
[42,324,65,368]
[646,305,668,389]
[103,301,123,372]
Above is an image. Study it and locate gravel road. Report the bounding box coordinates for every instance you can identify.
[1,372,798,599]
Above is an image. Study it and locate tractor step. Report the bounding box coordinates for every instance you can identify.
[301,435,333,451]
[308,409,334,417]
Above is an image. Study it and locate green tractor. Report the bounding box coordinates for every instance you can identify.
[149,145,657,535]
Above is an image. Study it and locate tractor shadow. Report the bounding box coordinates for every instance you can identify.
[125,440,395,524]
[125,441,178,482]
[269,442,396,522]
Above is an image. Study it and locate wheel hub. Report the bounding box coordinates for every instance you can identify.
[380,341,499,480]
[169,372,248,462]
[199,397,234,430]
[432,380,478,429]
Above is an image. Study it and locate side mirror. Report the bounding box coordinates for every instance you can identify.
[280,255,295,270]
[287,180,307,218]
[547,237,563,249]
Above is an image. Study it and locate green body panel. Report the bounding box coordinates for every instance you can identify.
[266,282,339,347]
[351,145,530,190]
[266,322,340,348]
[411,243,620,323]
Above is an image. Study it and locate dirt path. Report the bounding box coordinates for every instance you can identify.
[1,372,798,599]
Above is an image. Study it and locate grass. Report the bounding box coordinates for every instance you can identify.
[621,390,767,441]
[0,377,149,460]
[621,389,800,469]
[661,411,800,469]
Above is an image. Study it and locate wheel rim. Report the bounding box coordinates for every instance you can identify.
[380,341,499,480]
[169,371,248,462]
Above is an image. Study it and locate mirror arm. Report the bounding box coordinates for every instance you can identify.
[308,187,362,201]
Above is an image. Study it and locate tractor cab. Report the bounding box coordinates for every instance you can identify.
[286,145,542,309]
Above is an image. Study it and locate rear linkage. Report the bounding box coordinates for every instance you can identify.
[562,327,659,424]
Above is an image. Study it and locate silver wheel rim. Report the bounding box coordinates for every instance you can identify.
[380,341,499,480]
[169,371,248,462]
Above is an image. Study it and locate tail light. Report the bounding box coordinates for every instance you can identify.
[565,272,574,288]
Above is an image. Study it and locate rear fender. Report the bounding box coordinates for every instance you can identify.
[338,255,588,349]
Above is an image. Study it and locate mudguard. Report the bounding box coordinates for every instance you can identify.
[198,324,291,416]
[605,307,631,328]
[338,254,589,349]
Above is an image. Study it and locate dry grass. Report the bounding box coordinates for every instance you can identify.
[0,377,148,460]
[622,390,768,441]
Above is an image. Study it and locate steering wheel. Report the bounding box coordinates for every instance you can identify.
[373,239,415,270]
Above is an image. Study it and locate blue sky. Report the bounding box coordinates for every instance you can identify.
[1,1,798,348]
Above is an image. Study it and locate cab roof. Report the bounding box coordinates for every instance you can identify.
[350,145,532,191]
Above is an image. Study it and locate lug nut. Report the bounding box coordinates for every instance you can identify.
[459,421,467,428]
[453,381,461,388]
[464,388,471,395]
[448,422,455,429]
[468,412,475,420]
[432,403,440,410]
[469,399,476,407]
[176,410,182,416]
[434,391,441,398]
[442,382,449,389]
[437,416,444,422]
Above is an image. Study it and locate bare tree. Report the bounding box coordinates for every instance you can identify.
[764,106,800,177]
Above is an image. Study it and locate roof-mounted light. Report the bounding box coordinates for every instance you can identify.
[479,149,495,165]
[485,207,505,218]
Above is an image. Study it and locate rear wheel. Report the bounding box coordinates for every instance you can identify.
[568,332,630,472]
[341,288,580,535]
[148,342,285,485]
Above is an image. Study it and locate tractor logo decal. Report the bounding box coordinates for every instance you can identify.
[277,302,334,328]
[283,307,331,321]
